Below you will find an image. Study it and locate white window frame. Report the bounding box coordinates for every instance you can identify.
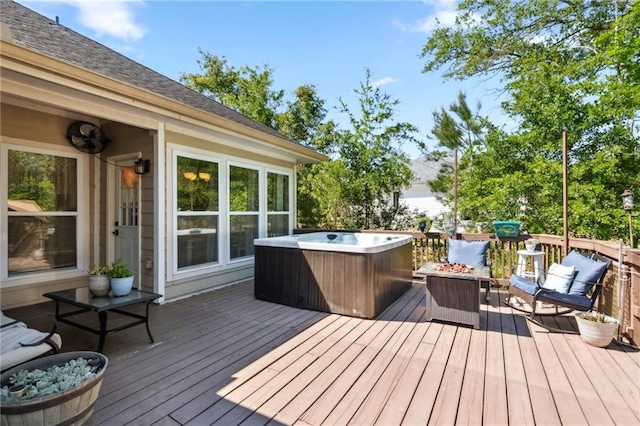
[166,143,295,280]
[168,147,224,280]
[0,137,89,287]
[228,161,262,264]
[265,168,293,237]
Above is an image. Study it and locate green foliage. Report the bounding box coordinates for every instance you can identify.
[181,52,283,128]
[421,0,640,242]
[88,264,107,275]
[106,258,133,278]
[334,68,417,230]
[1,357,101,402]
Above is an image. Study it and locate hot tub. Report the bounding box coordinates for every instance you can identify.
[253,232,413,318]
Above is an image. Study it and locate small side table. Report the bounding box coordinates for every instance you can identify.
[516,250,545,284]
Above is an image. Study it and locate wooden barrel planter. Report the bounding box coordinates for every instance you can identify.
[1,351,108,426]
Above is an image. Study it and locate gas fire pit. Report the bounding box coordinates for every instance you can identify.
[432,262,475,274]
[417,262,491,329]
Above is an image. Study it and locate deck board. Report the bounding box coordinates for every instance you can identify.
[4,280,639,426]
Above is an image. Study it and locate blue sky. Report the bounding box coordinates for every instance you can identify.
[19,0,508,159]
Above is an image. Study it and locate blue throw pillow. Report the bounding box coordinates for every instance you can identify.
[447,239,489,267]
[561,250,609,296]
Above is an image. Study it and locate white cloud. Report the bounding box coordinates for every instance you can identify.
[28,0,146,41]
[395,0,478,34]
[372,77,398,88]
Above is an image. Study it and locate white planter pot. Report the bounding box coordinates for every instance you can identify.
[110,276,134,296]
[575,312,618,347]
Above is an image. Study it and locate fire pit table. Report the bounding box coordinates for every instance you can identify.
[417,262,491,329]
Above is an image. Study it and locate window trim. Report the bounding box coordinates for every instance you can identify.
[1,137,89,287]
[166,144,295,280]
[228,161,262,263]
[169,148,224,279]
[265,168,293,237]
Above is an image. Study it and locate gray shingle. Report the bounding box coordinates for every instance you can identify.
[1,0,304,147]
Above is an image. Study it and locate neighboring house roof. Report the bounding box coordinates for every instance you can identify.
[409,155,452,185]
[1,0,313,153]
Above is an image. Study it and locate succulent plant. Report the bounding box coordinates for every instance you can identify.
[0,357,102,402]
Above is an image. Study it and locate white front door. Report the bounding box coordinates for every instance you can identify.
[113,159,140,287]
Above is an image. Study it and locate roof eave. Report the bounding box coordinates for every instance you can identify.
[0,40,327,164]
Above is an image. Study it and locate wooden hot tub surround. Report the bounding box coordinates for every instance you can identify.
[254,235,412,319]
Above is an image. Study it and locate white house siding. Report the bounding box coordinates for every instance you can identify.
[400,185,448,219]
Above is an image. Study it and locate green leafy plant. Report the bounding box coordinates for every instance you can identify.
[88,264,107,275]
[415,216,432,232]
[0,357,101,402]
[106,258,133,278]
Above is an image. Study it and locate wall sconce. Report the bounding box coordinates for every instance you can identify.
[621,189,634,247]
[183,172,197,181]
[134,158,150,175]
[198,172,211,182]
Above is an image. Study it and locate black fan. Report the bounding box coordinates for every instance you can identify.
[66,121,109,154]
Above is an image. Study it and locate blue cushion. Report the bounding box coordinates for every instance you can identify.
[536,290,593,310]
[447,239,489,266]
[561,251,609,296]
[509,274,540,295]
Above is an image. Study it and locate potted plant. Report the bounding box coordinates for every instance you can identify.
[575,312,618,347]
[1,351,108,425]
[524,238,540,252]
[415,216,432,233]
[106,258,134,296]
[87,264,110,297]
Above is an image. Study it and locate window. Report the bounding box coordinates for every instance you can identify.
[229,165,259,259]
[176,155,219,269]
[4,146,79,277]
[267,172,290,237]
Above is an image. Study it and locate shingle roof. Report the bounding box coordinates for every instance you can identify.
[1,0,304,147]
[410,155,453,184]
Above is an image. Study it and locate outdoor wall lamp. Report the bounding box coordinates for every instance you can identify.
[621,189,634,247]
[134,157,150,175]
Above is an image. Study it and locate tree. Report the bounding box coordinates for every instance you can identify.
[182,54,422,231]
[336,69,418,230]
[421,0,640,242]
[427,92,485,231]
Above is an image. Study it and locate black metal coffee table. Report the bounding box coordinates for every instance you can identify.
[43,287,162,352]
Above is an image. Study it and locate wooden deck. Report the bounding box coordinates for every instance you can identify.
[5,280,639,425]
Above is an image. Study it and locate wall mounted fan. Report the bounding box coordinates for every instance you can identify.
[66,121,110,154]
